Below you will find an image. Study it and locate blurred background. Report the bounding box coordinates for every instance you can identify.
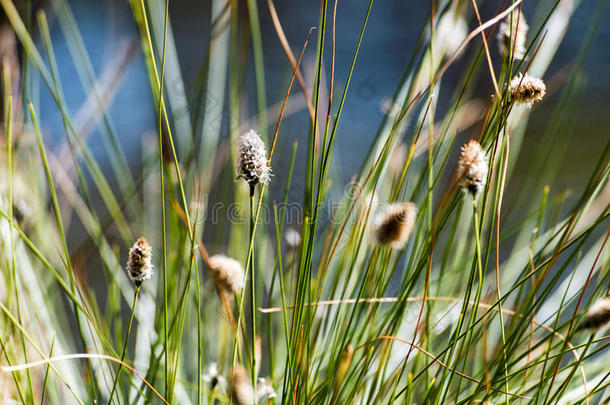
[0,3,608,403]
[2,0,609,239]
[3,0,602,182]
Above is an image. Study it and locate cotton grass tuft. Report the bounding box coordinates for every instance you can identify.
[373,202,417,249]
[579,297,610,332]
[207,254,245,296]
[236,129,271,192]
[230,365,255,405]
[457,140,488,198]
[127,237,153,286]
[508,73,546,108]
[497,9,528,60]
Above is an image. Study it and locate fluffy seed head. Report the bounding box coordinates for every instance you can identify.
[207,254,245,295]
[374,202,417,249]
[236,129,271,188]
[256,378,277,400]
[457,140,488,198]
[230,365,254,405]
[579,298,610,332]
[127,237,153,286]
[202,362,226,390]
[284,227,302,249]
[497,9,528,60]
[508,73,546,108]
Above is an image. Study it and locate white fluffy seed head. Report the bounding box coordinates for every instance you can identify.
[435,8,468,59]
[373,202,417,249]
[457,140,488,198]
[127,237,153,286]
[236,129,271,188]
[230,365,255,405]
[508,73,546,108]
[207,254,245,295]
[202,362,227,391]
[256,378,277,400]
[497,9,528,60]
[284,227,302,249]
[579,298,610,332]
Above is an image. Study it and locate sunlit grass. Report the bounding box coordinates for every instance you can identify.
[0,0,609,404]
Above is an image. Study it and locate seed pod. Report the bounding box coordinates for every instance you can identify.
[230,365,255,405]
[374,202,417,249]
[284,227,302,249]
[579,298,610,332]
[508,73,546,108]
[207,254,245,296]
[127,237,153,286]
[236,129,271,191]
[497,9,528,60]
[457,140,488,198]
[202,362,226,391]
[256,378,277,401]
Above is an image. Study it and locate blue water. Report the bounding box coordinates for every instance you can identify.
[39,0,610,189]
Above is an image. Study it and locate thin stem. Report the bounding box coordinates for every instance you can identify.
[249,190,257,399]
[472,201,484,306]
[108,286,140,404]
[40,336,56,405]
[150,0,170,395]
[495,130,510,403]
[0,321,28,404]
[196,255,202,405]
[468,200,486,398]
[7,95,34,403]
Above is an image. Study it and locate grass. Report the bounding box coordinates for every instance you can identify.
[0,0,609,404]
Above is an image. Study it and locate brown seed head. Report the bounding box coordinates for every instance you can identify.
[497,9,528,60]
[207,254,245,295]
[374,202,417,249]
[508,73,546,108]
[579,297,610,332]
[127,237,153,286]
[457,140,488,198]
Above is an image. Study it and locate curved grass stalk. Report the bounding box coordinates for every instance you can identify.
[1,353,169,405]
[0,302,85,405]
